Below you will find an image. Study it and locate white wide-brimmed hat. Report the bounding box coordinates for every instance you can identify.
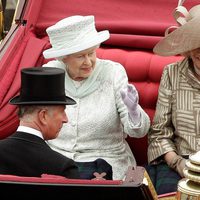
[153,4,200,56]
[43,15,110,59]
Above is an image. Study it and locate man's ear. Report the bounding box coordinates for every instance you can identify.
[38,109,48,125]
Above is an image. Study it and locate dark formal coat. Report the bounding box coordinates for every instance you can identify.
[0,131,80,179]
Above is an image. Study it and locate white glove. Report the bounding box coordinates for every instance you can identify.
[120,84,141,124]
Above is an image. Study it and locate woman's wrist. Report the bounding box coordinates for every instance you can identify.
[164,151,177,165]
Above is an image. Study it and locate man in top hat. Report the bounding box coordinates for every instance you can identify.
[147,3,200,195]
[0,67,80,179]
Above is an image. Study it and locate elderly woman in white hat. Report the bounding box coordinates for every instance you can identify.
[147,3,200,195]
[42,15,150,180]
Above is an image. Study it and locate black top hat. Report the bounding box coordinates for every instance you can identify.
[9,67,76,105]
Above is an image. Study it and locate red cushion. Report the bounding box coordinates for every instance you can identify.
[0,174,122,185]
[97,47,183,164]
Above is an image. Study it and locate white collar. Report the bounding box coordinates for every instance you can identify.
[17,126,44,139]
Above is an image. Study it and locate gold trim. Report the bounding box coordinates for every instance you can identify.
[144,170,159,200]
[0,0,4,40]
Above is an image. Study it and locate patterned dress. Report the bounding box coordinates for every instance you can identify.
[147,57,200,195]
[148,57,200,163]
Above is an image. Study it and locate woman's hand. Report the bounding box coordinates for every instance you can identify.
[165,152,186,177]
[120,84,141,124]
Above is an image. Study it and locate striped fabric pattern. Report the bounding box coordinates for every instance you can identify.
[148,57,200,163]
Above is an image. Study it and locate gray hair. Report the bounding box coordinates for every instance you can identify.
[18,105,52,117]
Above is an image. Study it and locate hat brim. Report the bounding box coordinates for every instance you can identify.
[9,95,76,105]
[153,16,200,56]
[43,30,110,59]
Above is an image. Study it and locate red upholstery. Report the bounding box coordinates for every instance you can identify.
[0,173,150,199]
[0,174,121,185]
[0,1,198,195]
[0,0,186,166]
[0,32,183,166]
[96,47,183,165]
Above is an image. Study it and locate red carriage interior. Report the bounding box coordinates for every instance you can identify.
[0,1,197,192]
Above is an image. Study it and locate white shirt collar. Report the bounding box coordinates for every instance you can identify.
[17,126,44,139]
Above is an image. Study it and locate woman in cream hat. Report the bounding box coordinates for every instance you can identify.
[147,3,200,195]
[42,15,150,180]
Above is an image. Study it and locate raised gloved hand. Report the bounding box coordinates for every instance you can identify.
[168,155,186,178]
[120,84,141,124]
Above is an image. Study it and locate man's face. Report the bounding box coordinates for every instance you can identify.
[44,105,67,140]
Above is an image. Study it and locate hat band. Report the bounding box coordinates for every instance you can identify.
[19,95,67,102]
[50,25,97,50]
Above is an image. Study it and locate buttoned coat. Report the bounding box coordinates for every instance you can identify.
[44,58,150,180]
